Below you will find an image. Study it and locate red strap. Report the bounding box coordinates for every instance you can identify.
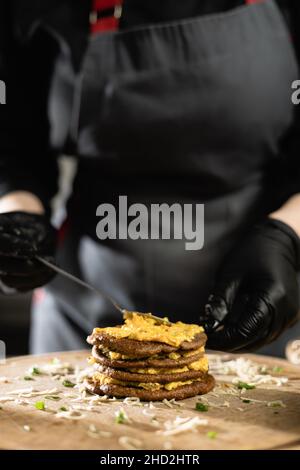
[90,0,123,34]
[91,16,119,33]
[94,0,120,9]
[90,1,266,35]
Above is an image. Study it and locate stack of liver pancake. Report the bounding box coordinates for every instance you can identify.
[85,311,215,401]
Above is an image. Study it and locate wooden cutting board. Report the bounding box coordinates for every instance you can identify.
[0,351,299,450]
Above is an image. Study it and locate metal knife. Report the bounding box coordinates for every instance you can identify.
[36,256,171,325]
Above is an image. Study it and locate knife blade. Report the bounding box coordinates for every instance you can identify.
[36,256,171,325]
[36,256,124,314]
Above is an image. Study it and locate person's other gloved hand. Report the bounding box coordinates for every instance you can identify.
[0,212,57,293]
[203,219,300,352]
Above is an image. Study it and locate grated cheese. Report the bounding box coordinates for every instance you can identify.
[163,399,174,409]
[89,424,97,433]
[14,398,29,405]
[55,409,85,420]
[157,416,208,436]
[239,396,286,408]
[70,394,110,406]
[286,340,300,365]
[162,398,183,408]
[8,387,60,398]
[8,387,34,395]
[142,409,155,417]
[123,397,142,406]
[0,396,16,402]
[239,397,268,405]
[119,436,143,450]
[72,404,97,412]
[32,359,74,376]
[150,417,160,428]
[200,397,230,409]
[267,400,286,408]
[209,356,288,386]
[87,424,112,439]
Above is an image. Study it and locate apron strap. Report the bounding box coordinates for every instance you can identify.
[90,1,267,34]
[90,0,123,34]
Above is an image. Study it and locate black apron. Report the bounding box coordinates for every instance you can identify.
[30,0,299,353]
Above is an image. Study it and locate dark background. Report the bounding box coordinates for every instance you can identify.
[0,294,31,356]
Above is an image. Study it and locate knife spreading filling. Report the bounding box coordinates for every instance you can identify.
[85,311,215,401]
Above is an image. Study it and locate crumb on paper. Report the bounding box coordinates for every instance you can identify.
[119,436,143,450]
[0,377,10,384]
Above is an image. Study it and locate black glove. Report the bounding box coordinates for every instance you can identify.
[0,211,57,293]
[203,219,300,352]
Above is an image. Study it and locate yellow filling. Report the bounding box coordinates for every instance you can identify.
[93,312,204,347]
[168,352,181,360]
[183,346,205,357]
[108,351,130,360]
[89,347,206,369]
[103,346,205,362]
[168,346,204,360]
[129,357,208,375]
[92,372,204,391]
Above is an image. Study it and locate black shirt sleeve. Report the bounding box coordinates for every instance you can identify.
[0,1,59,212]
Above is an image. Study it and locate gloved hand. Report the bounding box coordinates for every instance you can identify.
[0,211,57,293]
[203,218,300,352]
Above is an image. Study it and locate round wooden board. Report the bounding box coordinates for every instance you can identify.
[0,351,299,450]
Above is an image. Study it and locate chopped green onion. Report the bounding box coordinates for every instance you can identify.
[59,406,68,412]
[237,381,256,390]
[44,396,61,401]
[35,401,45,411]
[115,409,127,424]
[272,366,283,373]
[23,376,34,381]
[195,402,209,412]
[62,380,75,388]
[29,367,41,376]
[207,431,217,439]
